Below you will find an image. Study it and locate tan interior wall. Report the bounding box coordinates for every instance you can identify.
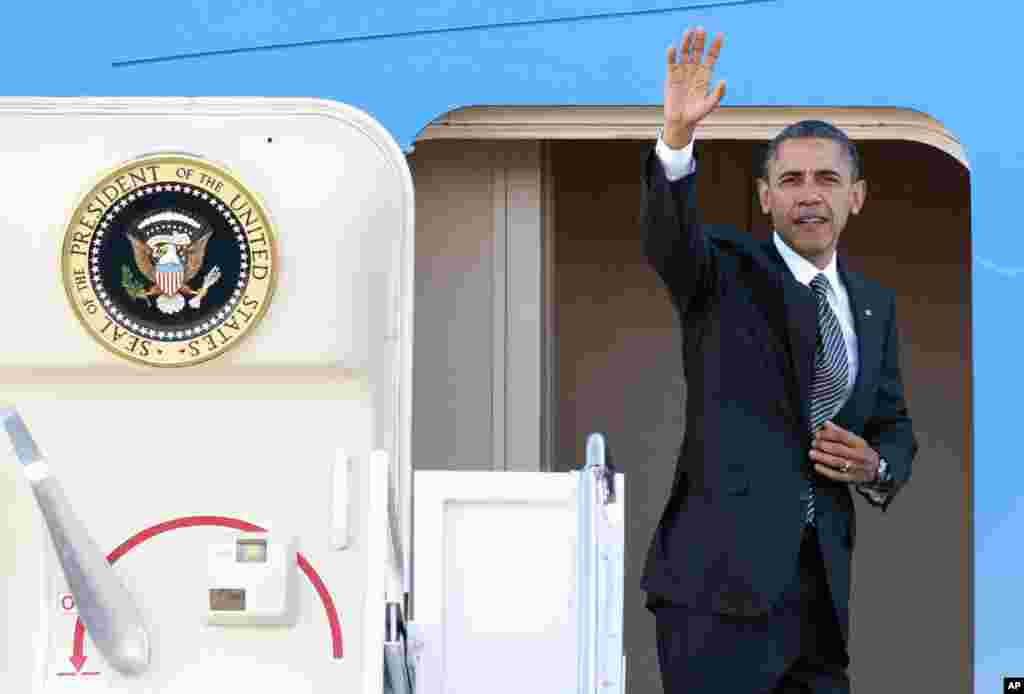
[409,139,546,473]
[551,139,971,694]
[409,141,499,472]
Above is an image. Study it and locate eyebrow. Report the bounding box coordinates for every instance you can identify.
[776,168,844,180]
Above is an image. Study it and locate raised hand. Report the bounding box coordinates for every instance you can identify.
[663,27,726,149]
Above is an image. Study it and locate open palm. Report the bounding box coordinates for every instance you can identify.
[664,28,726,143]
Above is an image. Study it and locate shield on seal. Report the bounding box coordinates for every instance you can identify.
[155,261,184,296]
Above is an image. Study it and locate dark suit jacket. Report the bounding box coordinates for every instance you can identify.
[639,147,918,640]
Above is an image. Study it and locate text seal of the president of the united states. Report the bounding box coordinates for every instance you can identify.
[61,154,278,367]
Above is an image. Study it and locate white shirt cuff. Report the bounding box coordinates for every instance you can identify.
[856,484,890,506]
[655,133,696,182]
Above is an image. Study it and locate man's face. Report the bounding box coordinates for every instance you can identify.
[757,137,866,269]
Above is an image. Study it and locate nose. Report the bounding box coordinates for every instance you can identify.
[796,183,825,205]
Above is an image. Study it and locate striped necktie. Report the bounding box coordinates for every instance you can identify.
[805,273,850,526]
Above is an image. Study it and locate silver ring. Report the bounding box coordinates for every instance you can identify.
[842,462,851,474]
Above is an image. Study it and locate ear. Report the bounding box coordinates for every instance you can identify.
[849,178,867,215]
[756,178,771,214]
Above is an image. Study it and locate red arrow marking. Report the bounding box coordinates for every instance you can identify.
[71,515,344,668]
[70,621,86,671]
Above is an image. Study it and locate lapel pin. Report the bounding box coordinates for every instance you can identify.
[864,309,872,317]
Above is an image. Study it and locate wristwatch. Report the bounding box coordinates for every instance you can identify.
[877,457,891,483]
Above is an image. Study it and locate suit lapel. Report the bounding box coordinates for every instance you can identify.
[762,239,817,434]
[760,240,884,435]
[834,258,884,429]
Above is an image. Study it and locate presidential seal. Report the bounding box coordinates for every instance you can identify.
[61,154,277,367]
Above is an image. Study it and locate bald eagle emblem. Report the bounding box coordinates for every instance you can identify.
[123,210,223,315]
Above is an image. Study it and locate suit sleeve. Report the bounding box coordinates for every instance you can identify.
[640,146,716,315]
[859,294,918,511]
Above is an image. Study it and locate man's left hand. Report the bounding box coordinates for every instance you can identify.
[810,421,880,484]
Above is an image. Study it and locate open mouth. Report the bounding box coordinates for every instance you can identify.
[794,215,829,227]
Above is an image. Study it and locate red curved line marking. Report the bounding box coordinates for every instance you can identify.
[297,553,343,659]
[72,515,343,662]
[106,516,265,563]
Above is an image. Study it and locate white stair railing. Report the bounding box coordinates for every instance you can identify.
[576,433,626,694]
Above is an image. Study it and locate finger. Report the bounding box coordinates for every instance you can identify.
[818,421,862,447]
[809,447,853,471]
[693,27,706,63]
[667,44,677,68]
[693,80,725,121]
[836,422,867,447]
[814,463,851,482]
[705,33,724,68]
[811,449,870,482]
[815,421,845,441]
[681,28,694,63]
[811,438,859,459]
[709,79,726,108]
[823,420,852,438]
[815,463,871,484]
[814,463,844,481]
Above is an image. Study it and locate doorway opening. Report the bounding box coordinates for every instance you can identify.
[410,106,971,694]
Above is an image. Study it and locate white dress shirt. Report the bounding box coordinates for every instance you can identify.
[653,134,891,498]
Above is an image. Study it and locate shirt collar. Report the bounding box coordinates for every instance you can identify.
[772,231,841,292]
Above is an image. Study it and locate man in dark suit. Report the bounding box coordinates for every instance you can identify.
[640,28,919,693]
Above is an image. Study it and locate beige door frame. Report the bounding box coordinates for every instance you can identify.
[417,105,967,168]
[414,106,967,473]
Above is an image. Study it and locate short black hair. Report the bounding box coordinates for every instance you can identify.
[759,120,862,181]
